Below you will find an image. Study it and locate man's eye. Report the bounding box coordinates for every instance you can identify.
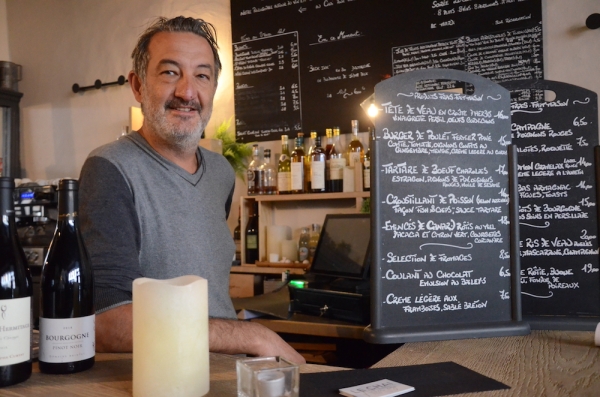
[162,70,177,76]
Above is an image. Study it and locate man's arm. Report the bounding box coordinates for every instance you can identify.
[95,304,306,364]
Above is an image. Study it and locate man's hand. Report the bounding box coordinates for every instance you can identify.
[95,304,305,364]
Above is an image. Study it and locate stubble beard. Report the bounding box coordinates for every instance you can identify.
[141,91,212,153]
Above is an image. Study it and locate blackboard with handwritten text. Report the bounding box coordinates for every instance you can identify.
[230,0,543,142]
[502,79,600,330]
[365,69,529,343]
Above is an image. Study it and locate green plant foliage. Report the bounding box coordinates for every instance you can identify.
[360,197,371,213]
[215,118,253,180]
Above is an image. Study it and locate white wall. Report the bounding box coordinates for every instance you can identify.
[0,0,9,60]
[4,0,600,232]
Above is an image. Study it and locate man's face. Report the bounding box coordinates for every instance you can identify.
[137,31,218,151]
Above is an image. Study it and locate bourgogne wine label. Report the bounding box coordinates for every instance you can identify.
[39,315,95,363]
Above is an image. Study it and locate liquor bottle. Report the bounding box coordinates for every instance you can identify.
[277,135,292,195]
[363,128,372,191]
[305,131,317,191]
[290,133,305,194]
[298,227,310,262]
[324,129,334,192]
[310,136,326,193]
[246,144,260,195]
[308,223,321,264]
[329,127,346,192]
[39,179,95,374]
[347,120,364,166]
[0,177,33,387]
[261,149,278,195]
[233,214,241,262]
[244,202,259,264]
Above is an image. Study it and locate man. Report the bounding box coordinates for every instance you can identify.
[79,16,304,363]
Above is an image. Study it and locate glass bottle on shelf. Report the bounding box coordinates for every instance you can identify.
[233,214,241,262]
[310,136,326,193]
[329,127,345,192]
[277,135,292,195]
[244,202,259,264]
[308,223,321,264]
[246,144,260,195]
[261,149,277,195]
[347,120,364,166]
[324,128,333,192]
[290,133,305,194]
[363,128,372,191]
[298,227,310,262]
[304,130,317,192]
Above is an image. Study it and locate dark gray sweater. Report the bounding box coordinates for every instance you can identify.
[79,131,236,319]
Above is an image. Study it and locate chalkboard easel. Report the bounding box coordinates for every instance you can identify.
[364,69,530,344]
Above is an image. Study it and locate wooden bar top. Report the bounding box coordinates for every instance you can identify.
[372,330,600,397]
[1,353,341,397]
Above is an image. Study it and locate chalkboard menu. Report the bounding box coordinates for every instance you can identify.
[501,79,600,330]
[230,0,542,142]
[365,68,529,344]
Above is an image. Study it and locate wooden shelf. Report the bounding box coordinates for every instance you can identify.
[240,191,370,265]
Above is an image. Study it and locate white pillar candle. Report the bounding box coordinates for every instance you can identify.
[266,225,291,259]
[280,239,298,261]
[133,275,209,397]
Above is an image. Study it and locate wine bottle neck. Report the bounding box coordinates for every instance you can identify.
[0,184,17,239]
[57,189,79,223]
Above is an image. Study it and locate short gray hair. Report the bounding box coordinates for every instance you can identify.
[131,16,221,82]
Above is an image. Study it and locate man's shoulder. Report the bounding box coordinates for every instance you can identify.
[88,136,139,164]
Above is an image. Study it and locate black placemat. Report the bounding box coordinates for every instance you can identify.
[300,361,509,397]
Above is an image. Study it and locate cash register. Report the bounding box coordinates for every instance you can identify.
[289,213,371,324]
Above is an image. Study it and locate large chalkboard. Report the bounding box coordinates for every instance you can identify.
[364,68,529,344]
[230,0,543,142]
[501,79,600,330]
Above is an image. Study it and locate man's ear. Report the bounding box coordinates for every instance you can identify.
[129,70,143,103]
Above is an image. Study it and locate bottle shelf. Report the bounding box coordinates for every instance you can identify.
[240,191,370,265]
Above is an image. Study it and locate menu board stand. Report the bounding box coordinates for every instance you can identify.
[365,69,529,344]
[501,79,600,331]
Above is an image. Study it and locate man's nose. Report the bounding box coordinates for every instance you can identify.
[174,74,196,101]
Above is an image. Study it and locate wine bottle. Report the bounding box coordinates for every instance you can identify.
[329,127,346,192]
[245,202,259,264]
[347,120,364,166]
[297,227,310,262]
[261,149,278,195]
[363,128,372,192]
[310,136,326,193]
[290,133,305,194]
[308,223,321,264]
[305,130,317,191]
[0,177,33,387]
[246,144,260,195]
[324,128,333,192]
[39,179,95,374]
[277,135,292,195]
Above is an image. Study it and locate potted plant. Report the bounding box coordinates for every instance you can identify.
[214,118,253,180]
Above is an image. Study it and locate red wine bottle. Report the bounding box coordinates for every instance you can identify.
[0,177,33,387]
[245,202,259,264]
[39,179,95,374]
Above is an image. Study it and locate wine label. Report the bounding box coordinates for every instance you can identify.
[291,162,304,190]
[349,152,361,165]
[247,235,258,249]
[363,160,371,189]
[329,157,346,180]
[311,161,326,190]
[0,297,31,366]
[277,172,291,192]
[39,315,95,363]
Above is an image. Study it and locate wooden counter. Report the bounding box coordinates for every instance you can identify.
[2,353,341,397]
[372,330,600,397]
